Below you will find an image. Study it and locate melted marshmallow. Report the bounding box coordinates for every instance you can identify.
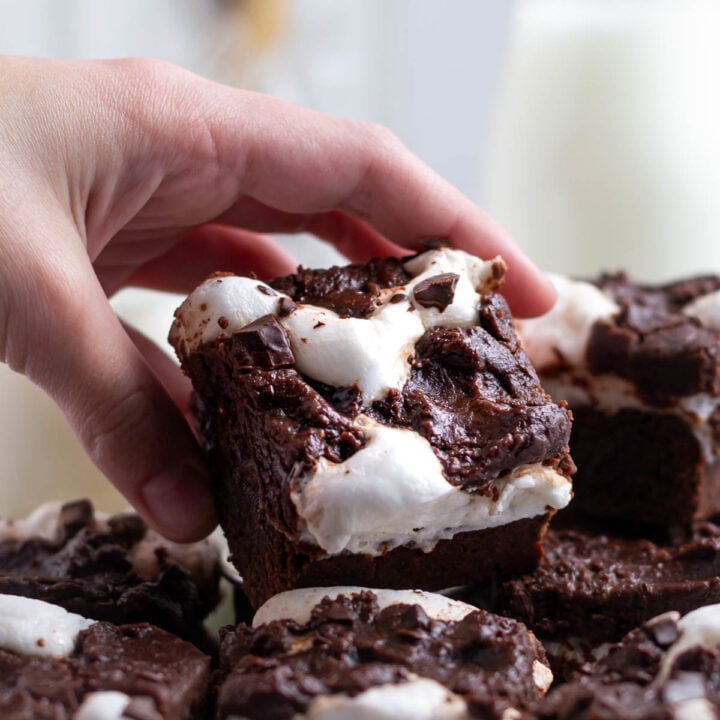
[660,605,720,681]
[75,692,132,720]
[0,594,94,658]
[516,274,619,369]
[0,500,67,542]
[300,676,471,720]
[253,587,476,628]
[291,416,571,556]
[170,249,504,402]
[684,289,720,330]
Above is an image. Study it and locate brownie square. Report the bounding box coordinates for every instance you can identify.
[0,499,222,646]
[171,248,573,606]
[0,593,210,719]
[216,586,552,720]
[517,272,720,525]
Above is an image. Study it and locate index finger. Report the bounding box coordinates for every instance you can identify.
[199,89,555,317]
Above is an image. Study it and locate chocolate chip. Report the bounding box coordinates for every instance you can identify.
[218,316,230,329]
[645,612,680,647]
[257,285,277,296]
[277,297,298,317]
[108,513,148,544]
[389,293,407,304]
[412,273,459,311]
[59,500,93,540]
[233,315,295,370]
[421,237,451,250]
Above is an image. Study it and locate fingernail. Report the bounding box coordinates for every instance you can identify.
[142,463,217,542]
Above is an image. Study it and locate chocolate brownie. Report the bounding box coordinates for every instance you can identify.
[0,593,210,719]
[216,587,552,720]
[0,499,222,645]
[491,515,720,680]
[171,247,574,606]
[536,604,720,719]
[517,272,720,525]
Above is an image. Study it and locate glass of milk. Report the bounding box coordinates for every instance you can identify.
[484,0,720,281]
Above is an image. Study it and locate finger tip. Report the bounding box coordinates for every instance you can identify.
[140,461,218,542]
[502,261,557,319]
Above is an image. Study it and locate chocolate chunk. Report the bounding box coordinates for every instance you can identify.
[421,237,451,250]
[412,273,459,311]
[58,500,93,541]
[269,256,411,319]
[645,613,680,648]
[256,285,277,297]
[233,315,295,370]
[277,297,297,317]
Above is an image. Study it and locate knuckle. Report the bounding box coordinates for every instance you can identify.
[359,121,403,153]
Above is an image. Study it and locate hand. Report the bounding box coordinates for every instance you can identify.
[0,56,554,541]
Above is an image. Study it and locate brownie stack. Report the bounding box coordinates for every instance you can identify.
[497,272,720,686]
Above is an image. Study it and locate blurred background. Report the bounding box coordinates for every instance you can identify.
[1,0,719,515]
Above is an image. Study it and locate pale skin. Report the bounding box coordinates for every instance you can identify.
[0,56,555,542]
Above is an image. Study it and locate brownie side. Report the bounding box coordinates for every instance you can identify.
[0,621,210,720]
[221,461,550,608]
[217,590,547,720]
[565,406,713,524]
[0,500,221,646]
[495,517,720,650]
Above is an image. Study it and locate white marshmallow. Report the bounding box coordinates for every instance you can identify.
[660,605,720,682]
[74,692,132,720]
[0,594,94,658]
[300,677,471,720]
[684,289,720,330]
[170,248,504,403]
[516,274,619,369]
[253,587,476,628]
[0,500,66,542]
[291,416,571,556]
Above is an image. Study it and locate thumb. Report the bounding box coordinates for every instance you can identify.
[4,219,216,542]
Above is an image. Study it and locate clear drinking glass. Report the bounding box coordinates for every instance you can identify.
[484,0,720,281]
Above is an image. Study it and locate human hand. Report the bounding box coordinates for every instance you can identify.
[0,56,554,541]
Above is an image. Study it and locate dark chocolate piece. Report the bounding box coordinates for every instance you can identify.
[233,314,295,370]
[0,621,210,720]
[412,272,459,311]
[217,590,548,720]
